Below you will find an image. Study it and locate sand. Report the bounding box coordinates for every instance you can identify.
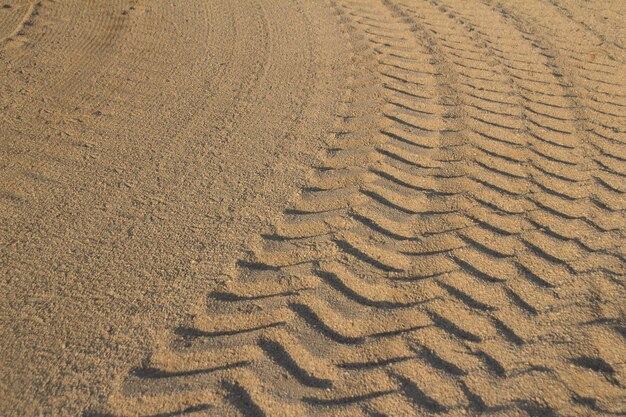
[0,0,624,416]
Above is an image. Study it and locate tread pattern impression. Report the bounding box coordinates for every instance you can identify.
[98,0,626,415]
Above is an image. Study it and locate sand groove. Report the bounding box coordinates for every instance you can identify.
[87,0,625,415]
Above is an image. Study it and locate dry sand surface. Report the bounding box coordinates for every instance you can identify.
[0,0,625,416]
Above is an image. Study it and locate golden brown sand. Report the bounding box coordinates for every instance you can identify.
[1,0,624,415]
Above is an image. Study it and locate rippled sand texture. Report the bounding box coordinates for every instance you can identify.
[1,0,624,416]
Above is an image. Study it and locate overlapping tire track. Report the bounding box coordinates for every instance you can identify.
[100,0,625,415]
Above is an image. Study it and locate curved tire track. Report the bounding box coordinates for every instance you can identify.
[99,1,626,415]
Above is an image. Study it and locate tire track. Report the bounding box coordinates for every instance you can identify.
[32,0,131,102]
[544,0,625,55]
[2,0,322,413]
[98,1,450,414]
[388,0,625,414]
[97,0,626,415]
[0,0,39,46]
[0,2,226,239]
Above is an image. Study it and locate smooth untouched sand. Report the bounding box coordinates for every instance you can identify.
[0,0,624,416]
